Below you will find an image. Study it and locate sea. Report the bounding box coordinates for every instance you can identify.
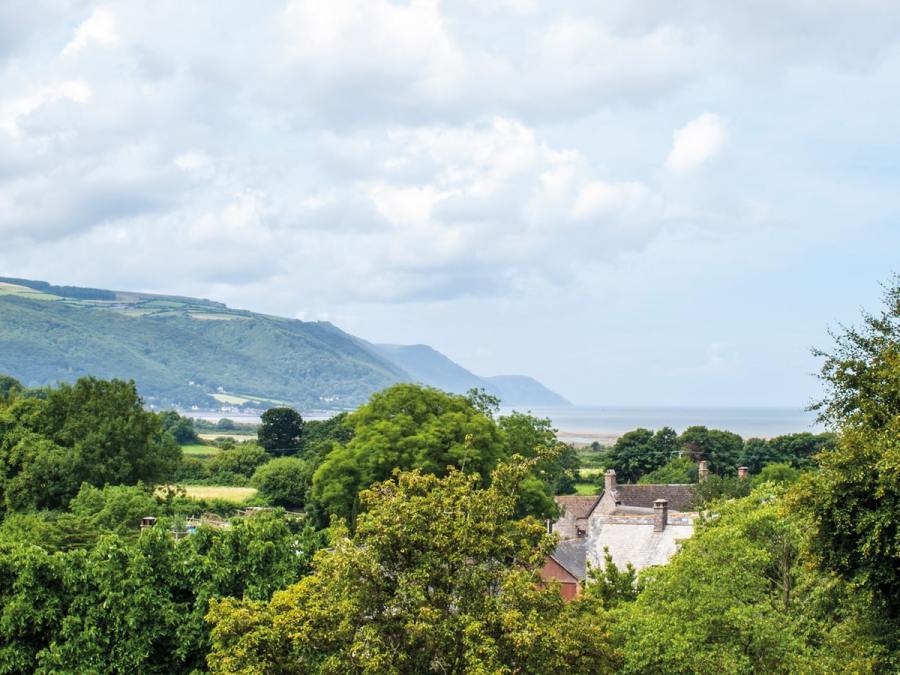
[505,406,824,443]
[190,405,823,443]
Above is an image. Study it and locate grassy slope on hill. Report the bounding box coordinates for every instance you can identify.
[0,292,406,409]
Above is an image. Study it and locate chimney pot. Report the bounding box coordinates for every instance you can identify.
[604,469,617,493]
[653,499,668,532]
[738,466,749,480]
[698,460,709,483]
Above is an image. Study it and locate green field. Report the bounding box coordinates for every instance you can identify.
[211,393,250,404]
[574,482,599,496]
[181,444,220,458]
[0,283,57,301]
[197,432,254,442]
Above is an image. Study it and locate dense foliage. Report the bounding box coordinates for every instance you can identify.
[596,427,836,489]
[0,511,319,674]
[0,378,179,513]
[258,407,304,454]
[796,277,900,619]
[207,463,617,674]
[308,385,567,525]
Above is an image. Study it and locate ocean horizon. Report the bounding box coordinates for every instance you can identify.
[503,405,824,442]
[190,405,824,442]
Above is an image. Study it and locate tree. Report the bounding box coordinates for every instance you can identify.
[615,486,888,673]
[207,462,618,674]
[679,426,744,476]
[39,377,181,487]
[499,411,579,496]
[690,473,752,507]
[159,410,199,445]
[638,456,697,484]
[309,385,505,523]
[0,378,180,512]
[752,462,799,487]
[0,374,23,404]
[257,407,303,455]
[742,433,837,473]
[795,277,900,619]
[810,275,900,432]
[208,444,271,482]
[251,457,308,508]
[298,411,353,456]
[604,427,678,484]
[216,418,237,431]
[0,511,315,674]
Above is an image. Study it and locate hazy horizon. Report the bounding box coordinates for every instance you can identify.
[2,2,898,407]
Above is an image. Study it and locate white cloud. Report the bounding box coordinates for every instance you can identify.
[0,81,92,138]
[665,113,727,172]
[572,180,651,220]
[278,0,466,102]
[62,7,119,56]
[174,152,211,173]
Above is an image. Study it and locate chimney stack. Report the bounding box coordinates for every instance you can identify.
[738,466,749,480]
[653,499,668,532]
[604,469,617,494]
[698,460,709,483]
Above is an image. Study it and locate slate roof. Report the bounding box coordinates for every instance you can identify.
[549,538,590,580]
[613,484,695,512]
[554,495,600,519]
[587,520,695,571]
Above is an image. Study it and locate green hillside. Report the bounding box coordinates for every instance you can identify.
[0,278,569,409]
[0,281,406,409]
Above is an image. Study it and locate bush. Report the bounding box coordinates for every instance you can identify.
[251,457,308,508]
[208,444,270,480]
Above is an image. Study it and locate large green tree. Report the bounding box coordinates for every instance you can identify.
[309,385,506,523]
[678,426,743,476]
[257,407,304,455]
[207,462,617,674]
[604,427,678,484]
[796,278,900,619]
[0,378,180,512]
[0,511,317,674]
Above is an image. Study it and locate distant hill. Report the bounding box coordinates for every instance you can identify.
[368,344,491,395]
[0,277,570,410]
[484,375,570,407]
[369,343,570,407]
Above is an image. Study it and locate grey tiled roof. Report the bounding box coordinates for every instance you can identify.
[549,538,590,580]
[614,484,695,511]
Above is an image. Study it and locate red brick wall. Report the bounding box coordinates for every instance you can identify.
[540,557,579,601]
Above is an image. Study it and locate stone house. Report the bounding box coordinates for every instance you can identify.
[541,469,702,595]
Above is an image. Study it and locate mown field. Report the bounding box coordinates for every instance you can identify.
[164,485,258,503]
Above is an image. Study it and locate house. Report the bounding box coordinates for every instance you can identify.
[545,469,702,598]
[551,495,601,539]
[540,538,589,601]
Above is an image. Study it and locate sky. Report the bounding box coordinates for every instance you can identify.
[1,1,898,407]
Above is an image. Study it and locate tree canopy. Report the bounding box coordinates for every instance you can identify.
[795,277,900,619]
[0,377,180,513]
[207,462,617,674]
[257,407,304,455]
[308,385,565,525]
